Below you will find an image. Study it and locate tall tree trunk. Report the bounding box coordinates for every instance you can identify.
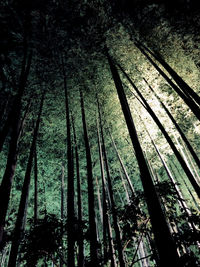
[61,163,65,221]
[180,139,200,183]
[142,119,192,216]
[118,63,200,199]
[134,43,200,121]
[110,134,135,197]
[0,94,32,245]
[144,78,200,172]
[79,88,99,265]
[136,41,200,106]
[169,161,200,211]
[8,93,44,267]
[34,146,38,226]
[71,114,84,267]
[97,114,117,266]
[62,59,75,267]
[60,162,65,267]
[107,53,180,267]
[97,95,126,267]
[119,168,130,203]
[96,176,103,224]
[0,52,32,152]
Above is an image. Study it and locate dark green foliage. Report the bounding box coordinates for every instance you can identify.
[20,214,63,266]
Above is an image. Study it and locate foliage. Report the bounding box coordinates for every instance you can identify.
[20,214,64,266]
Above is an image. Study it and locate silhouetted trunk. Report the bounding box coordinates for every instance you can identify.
[71,114,84,267]
[96,176,103,224]
[137,41,200,106]
[59,162,65,267]
[118,63,200,199]
[61,163,65,221]
[110,134,135,197]
[107,53,180,267]
[180,139,200,183]
[144,78,200,172]
[8,93,44,267]
[0,96,31,245]
[119,168,130,203]
[62,59,75,267]
[97,114,117,266]
[97,96,126,267]
[80,88,99,265]
[0,52,32,152]
[134,43,200,122]
[169,161,200,211]
[34,146,38,225]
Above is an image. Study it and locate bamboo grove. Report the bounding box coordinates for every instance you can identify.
[0,0,200,266]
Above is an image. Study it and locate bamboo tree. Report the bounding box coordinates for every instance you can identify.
[79,88,99,265]
[71,113,84,267]
[97,114,117,267]
[0,50,32,153]
[119,168,130,203]
[136,41,200,106]
[71,116,84,267]
[107,52,180,267]
[60,163,65,222]
[110,134,135,197]
[60,162,65,267]
[8,92,44,267]
[118,63,200,199]
[169,161,200,211]
[62,58,75,267]
[134,43,200,122]
[97,95,126,267]
[111,136,150,267]
[0,95,32,245]
[180,138,200,183]
[144,77,200,172]
[96,176,103,224]
[34,146,38,226]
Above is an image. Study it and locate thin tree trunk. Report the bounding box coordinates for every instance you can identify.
[62,57,75,267]
[0,95,31,245]
[119,168,130,204]
[97,114,117,266]
[180,138,200,183]
[71,113,84,267]
[0,52,32,152]
[96,176,103,224]
[8,93,44,267]
[107,53,180,267]
[97,94,126,267]
[113,144,149,267]
[34,146,38,225]
[118,63,200,199]
[60,162,65,267]
[170,161,200,211]
[110,134,135,197]
[174,134,198,183]
[61,163,65,221]
[134,43,200,121]
[79,88,99,265]
[142,120,191,217]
